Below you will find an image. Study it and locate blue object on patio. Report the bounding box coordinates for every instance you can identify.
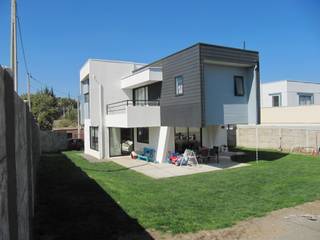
[138,147,155,162]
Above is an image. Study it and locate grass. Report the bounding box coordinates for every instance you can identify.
[60,150,320,234]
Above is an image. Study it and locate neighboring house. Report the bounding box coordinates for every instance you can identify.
[79,43,260,161]
[261,80,320,124]
[261,80,320,107]
[52,127,84,140]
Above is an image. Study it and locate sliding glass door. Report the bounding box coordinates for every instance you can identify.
[109,128,134,157]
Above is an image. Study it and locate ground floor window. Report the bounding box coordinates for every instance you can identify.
[175,127,202,153]
[90,127,99,151]
[137,128,149,144]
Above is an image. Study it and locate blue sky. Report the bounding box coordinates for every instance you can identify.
[0,0,319,98]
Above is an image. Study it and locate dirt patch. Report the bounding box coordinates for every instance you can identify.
[149,200,320,240]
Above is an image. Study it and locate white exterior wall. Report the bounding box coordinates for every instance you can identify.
[202,125,228,148]
[261,80,320,108]
[80,60,146,159]
[133,127,174,163]
[83,119,100,159]
[261,81,287,107]
[286,81,320,106]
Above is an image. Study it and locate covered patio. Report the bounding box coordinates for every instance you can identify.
[110,154,249,179]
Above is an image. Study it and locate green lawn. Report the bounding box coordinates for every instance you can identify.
[63,150,320,234]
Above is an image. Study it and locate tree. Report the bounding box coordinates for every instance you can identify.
[21,89,78,130]
[21,87,59,130]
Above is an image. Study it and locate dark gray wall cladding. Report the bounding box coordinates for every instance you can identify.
[157,45,202,127]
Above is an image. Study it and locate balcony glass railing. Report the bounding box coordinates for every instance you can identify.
[106,100,160,114]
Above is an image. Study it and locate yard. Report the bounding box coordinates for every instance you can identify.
[35,150,320,239]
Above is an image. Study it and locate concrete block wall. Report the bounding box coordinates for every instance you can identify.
[0,66,41,240]
[237,125,320,152]
[40,130,68,153]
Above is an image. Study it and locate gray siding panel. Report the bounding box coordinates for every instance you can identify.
[156,45,202,127]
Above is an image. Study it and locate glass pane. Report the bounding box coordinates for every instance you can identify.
[175,127,188,153]
[175,76,183,95]
[109,128,121,156]
[272,96,279,107]
[235,77,244,96]
[188,128,201,152]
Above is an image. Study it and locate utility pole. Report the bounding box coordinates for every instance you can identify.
[10,0,18,92]
[27,72,31,110]
[77,96,81,139]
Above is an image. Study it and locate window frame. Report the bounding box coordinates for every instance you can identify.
[175,75,184,96]
[90,126,99,151]
[137,127,149,144]
[234,76,245,96]
[298,93,314,106]
[270,93,282,107]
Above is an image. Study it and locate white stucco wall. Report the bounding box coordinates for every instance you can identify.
[261,80,320,108]
[133,127,174,163]
[80,59,146,159]
[83,119,100,159]
[202,125,228,148]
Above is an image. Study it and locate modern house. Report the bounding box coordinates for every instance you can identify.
[261,80,320,124]
[80,43,260,162]
[261,80,320,107]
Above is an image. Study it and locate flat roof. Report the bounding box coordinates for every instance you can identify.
[262,80,320,85]
[133,42,259,73]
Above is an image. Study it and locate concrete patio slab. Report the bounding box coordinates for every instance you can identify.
[110,156,249,179]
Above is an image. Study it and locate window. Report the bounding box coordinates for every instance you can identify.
[90,127,99,151]
[272,94,281,107]
[175,127,202,153]
[299,93,314,105]
[137,128,149,144]
[175,76,184,96]
[67,133,73,139]
[84,93,89,103]
[234,76,245,96]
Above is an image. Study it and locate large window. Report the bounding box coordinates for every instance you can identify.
[90,127,99,151]
[175,75,184,96]
[175,127,201,153]
[299,93,314,105]
[234,76,245,96]
[271,94,281,107]
[137,128,149,144]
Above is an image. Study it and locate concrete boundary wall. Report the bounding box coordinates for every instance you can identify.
[237,125,320,152]
[0,66,41,240]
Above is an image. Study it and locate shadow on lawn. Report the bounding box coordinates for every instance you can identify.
[34,153,153,240]
[232,148,288,163]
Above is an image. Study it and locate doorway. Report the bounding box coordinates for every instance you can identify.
[109,128,134,157]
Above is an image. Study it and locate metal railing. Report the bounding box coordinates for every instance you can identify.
[106,100,160,114]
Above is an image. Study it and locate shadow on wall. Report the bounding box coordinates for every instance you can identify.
[34,153,153,240]
[232,148,288,163]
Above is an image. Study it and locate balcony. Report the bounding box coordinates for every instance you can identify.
[105,100,161,128]
[121,67,162,89]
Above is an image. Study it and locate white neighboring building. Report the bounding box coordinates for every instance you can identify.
[261,80,320,125]
[79,43,260,161]
[261,80,320,107]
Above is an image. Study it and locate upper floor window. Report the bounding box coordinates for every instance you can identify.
[175,76,184,96]
[299,93,314,105]
[234,76,245,96]
[271,94,281,107]
[84,93,89,103]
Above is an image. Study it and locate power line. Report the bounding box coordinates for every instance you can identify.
[16,4,77,100]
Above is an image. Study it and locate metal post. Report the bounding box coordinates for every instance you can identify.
[10,0,18,92]
[256,125,259,163]
[27,72,31,110]
[77,96,80,138]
